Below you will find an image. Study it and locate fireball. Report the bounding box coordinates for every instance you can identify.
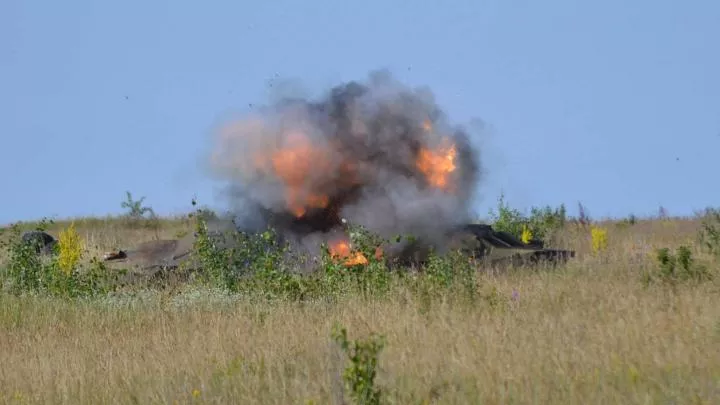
[416,140,457,191]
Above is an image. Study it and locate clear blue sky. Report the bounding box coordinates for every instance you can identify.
[2,0,718,224]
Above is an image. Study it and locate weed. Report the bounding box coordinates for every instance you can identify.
[57,222,83,276]
[488,193,526,239]
[577,202,590,226]
[527,204,567,241]
[521,224,533,244]
[644,246,712,286]
[332,324,386,405]
[698,208,720,259]
[488,193,566,244]
[483,285,506,311]
[591,226,609,255]
[616,214,638,229]
[120,191,156,219]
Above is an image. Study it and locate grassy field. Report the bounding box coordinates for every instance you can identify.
[1,214,720,404]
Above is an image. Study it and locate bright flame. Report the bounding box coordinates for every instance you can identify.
[416,139,457,191]
[254,131,333,217]
[329,238,369,266]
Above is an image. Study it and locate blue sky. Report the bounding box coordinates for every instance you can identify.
[2,0,719,224]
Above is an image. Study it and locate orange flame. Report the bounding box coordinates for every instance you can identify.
[328,237,385,267]
[329,238,369,266]
[416,140,457,191]
[253,131,334,217]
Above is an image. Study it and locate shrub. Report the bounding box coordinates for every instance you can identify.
[488,193,567,244]
[0,220,116,298]
[488,194,526,238]
[120,191,155,219]
[527,204,567,240]
[698,207,720,260]
[644,245,712,286]
[0,220,54,293]
[120,191,160,231]
[331,324,386,405]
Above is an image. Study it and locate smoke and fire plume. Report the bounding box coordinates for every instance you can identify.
[208,71,481,266]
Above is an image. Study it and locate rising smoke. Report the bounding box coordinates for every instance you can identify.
[207,70,483,259]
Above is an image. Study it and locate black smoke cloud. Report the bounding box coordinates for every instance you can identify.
[207,70,483,255]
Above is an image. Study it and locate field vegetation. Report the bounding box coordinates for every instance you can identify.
[1,195,720,404]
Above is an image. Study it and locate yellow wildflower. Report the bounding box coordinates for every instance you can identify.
[57,222,83,275]
[591,226,608,255]
[521,224,533,244]
[192,389,201,398]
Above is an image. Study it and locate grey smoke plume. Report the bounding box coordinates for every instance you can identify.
[207,70,482,256]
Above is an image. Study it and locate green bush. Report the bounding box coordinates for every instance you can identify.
[643,245,712,286]
[698,207,720,260]
[0,220,116,298]
[488,193,566,243]
[332,324,386,405]
[0,221,53,293]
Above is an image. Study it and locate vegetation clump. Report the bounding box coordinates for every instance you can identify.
[488,193,567,244]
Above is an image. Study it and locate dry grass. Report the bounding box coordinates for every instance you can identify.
[1,216,720,404]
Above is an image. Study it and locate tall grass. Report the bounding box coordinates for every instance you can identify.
[1,202,719,404]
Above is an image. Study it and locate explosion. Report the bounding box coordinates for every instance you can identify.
[208,71,481,266]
